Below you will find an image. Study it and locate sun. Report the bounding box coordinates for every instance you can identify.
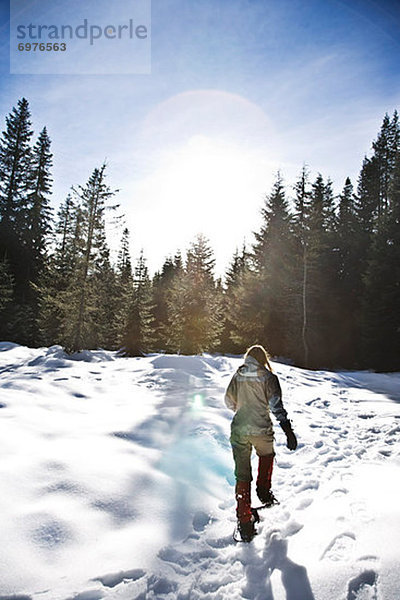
[125,90,281,275]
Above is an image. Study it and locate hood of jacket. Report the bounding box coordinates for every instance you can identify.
[238,355,266,377]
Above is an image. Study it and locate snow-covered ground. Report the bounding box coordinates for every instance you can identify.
[0,343,400,600]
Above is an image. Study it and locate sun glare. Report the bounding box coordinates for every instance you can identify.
[124,90,281,275]
[192,393,204,411]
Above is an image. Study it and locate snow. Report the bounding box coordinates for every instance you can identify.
[0,343,400,600]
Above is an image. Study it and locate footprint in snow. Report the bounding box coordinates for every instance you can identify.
[295,480,319,493]
[281,519,304,537]
[159,544,218,572]
[296,496,314,510]
[93,568,146,588]
[91,496,137,524]
[67,591,105,600]
[206,534,233,549]
[350,501,373,523]
[146,575,178,597]
[44,479,84,496]
[357,555,379,563]
[0,596,33,600]
[44,460,66,472]
[158,546,192,568]
[276,460,293,469]
[318,447,330,456]
[330,487,349,498]
[305,397,320,406]
[192,510,211,531]
[320,532,356,562]
[323,453,346,466]
[378,448,391,457]
[347,569,378,600]
[30,516,74,549]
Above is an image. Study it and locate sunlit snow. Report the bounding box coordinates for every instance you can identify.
[0,342,399,599]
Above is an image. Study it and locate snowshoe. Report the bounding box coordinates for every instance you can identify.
[256,487,279,508]
[251,508,260,522]
[233,512,258,543]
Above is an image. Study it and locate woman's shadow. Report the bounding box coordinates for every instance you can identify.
[241,531,315,600]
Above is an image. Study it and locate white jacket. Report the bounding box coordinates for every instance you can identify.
[224,356,288,437]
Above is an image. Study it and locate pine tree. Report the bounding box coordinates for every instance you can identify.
[58,164,118,351]
[250,172,295,357]
[355,157,379,233]
[337,178,358,284]
[225,248,242,291]
[389,110,400,170]
[0,98,33,231]
[307,173,325,233]
[117,227,133,285]
[20,127,54,344]
[330,177,361,365]
[92,243,121,350]
[166,234,222,354]
[0,259,14,314]
[114,227,134,349]
[372,112,400,217]
[291,165,312,365]
[0,98,35,342]
[26,127,53,279]
[225,243,250,289]
[173,251,183,272]
[54,194,82,276]
[354,155,380,294]
[354,111,400,369]
[37,195,84,345]
[355,111,400,249]
[152,255,182,350]
[298,173,339,366]
[361,155,400,370]
[222,243,254,352]
[123,250,154,356]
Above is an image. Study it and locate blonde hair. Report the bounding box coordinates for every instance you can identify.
[245,344,273,371]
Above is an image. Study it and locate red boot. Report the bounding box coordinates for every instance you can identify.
[235,481,252,523]
[256,455,278,506]
[235,481,256,542]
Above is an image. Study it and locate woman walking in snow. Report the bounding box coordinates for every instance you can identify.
[225,344,298,542]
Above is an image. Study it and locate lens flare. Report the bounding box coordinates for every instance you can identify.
[192,393,204,410]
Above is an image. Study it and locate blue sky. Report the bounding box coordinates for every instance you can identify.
[0,0,399,275]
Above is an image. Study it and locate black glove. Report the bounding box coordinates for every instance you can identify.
[280,420,298,451]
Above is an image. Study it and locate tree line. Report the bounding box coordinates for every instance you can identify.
[0,98,399,370]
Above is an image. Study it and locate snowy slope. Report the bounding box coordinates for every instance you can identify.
[0,343,400,600]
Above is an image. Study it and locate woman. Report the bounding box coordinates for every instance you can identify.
[225,344,297,542]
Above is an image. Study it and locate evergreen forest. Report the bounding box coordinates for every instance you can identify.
[0,98,399,370]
